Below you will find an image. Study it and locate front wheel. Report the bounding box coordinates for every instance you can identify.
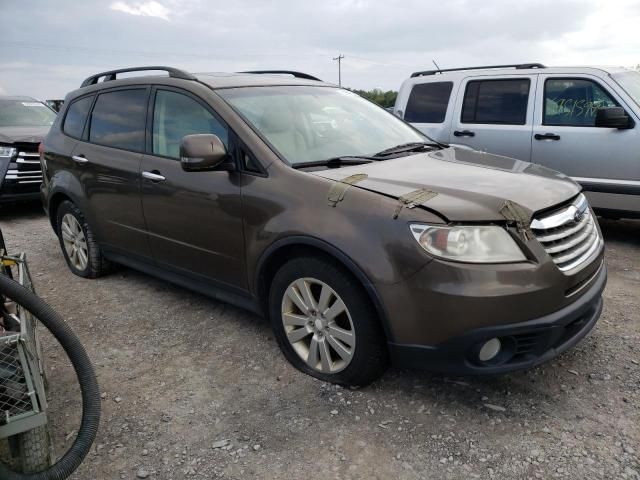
[269,256,388,386]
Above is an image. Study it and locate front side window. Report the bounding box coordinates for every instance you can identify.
[404,82,453,123]
[0,99,56,128]
[461,79,530,125]
[63,96,93,138]
[544,78,618,126]
[89,89,147,152]
[152,90,228,159]
[218,86,426,165]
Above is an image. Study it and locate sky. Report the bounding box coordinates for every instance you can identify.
[1,0,640,100]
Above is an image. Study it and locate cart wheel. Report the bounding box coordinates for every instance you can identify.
[17,425,52,473]
[0,425,52,473]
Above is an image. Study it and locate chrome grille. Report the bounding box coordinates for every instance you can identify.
[5,146,43,185]
[531,194,601,273]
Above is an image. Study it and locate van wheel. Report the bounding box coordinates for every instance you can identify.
[56,201,111,278]
[269,256,388,387]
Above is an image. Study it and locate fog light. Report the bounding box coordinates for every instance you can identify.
[478,338,502,362]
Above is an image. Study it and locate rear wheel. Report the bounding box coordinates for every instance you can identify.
[56,201,112,278]
[269,256,388,386]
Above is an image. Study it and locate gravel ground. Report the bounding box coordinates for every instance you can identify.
[0,203,638,480]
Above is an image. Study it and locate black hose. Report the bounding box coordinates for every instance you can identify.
[0,274,100,480]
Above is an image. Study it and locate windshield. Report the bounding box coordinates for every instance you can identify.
[611,71,640,108]
[218,86,427,165]
[0,99,57,128]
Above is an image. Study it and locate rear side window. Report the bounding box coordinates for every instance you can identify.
[404,82,453,123]
[89,89,147,152]
[63,96,93,139]
[461,79,530,125]
[152,89,228,159]
[544,78,618,127]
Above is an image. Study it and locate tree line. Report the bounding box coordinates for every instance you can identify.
[348,88,398,108]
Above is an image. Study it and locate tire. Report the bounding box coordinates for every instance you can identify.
[0,426,52,473]
[269,255,388,387]
[56,201,112,278]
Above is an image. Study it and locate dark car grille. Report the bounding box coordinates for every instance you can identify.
[530,194,601,273]
[4,144,42,186]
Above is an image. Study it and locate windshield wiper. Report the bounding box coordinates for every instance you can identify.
[372,142,439,157]
[292,156,377,169]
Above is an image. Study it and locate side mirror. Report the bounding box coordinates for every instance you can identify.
[180,134,232,172]
[595,107,633,129]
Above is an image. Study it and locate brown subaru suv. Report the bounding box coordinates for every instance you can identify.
[40,66,606,386]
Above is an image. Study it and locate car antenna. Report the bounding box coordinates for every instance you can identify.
[432,59,442,73]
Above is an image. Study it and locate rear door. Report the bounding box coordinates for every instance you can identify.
[449,75,536,161]
[73,87,151,259]
[531,74,640,210]
[140,86,246,289]
[401,81,454,143]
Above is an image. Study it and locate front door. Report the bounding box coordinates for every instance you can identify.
[531,74,640,211]
[140,87,246,289]
[449,75,536,161]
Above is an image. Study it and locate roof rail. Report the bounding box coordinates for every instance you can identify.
[80,66,197,88]
[239,70,322,81]
[410,63,546,78]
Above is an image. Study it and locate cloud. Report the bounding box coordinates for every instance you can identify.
[2,0,640,98]
[110,1,170,21]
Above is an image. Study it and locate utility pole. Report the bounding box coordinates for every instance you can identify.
[333,54,344,86]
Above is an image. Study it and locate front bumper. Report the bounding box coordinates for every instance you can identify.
[388,262,606,375]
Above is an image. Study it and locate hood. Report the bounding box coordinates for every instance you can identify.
[0,126,51,144]
[311,147,581,222]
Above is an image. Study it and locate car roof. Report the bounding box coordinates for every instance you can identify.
[405,65,634,84]
[64,69,335,102]
[0,95,41,102]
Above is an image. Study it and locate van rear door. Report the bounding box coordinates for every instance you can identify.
[449,75,537,161]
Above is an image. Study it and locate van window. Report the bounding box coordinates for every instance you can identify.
[461,79,530,125]
[404,82,453,123]
[63,96,93,139]
[152,90,228,159]
[544,79,618,127]
[89,89,147,152]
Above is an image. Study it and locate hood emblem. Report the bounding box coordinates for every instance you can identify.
[574,210,584,223]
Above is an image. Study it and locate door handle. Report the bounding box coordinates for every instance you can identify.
[142,170,166,182]
[534,133,561,141]
[453,130,475,137]
[72,155,89,164]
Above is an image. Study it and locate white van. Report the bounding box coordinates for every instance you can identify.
[395,63,640,218]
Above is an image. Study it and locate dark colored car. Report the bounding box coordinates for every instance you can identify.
[0,96,56,203]
[40,66,606,386]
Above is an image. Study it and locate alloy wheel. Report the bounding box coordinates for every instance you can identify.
[61,213,89,271]
[281,277,356,374]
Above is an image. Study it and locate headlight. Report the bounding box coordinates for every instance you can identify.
[0,146,16,157]
[410,224,526,263]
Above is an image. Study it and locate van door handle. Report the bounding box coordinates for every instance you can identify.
[534,133,561,141]
[142,170,166,182]
[72,155,89,164]
[453,130,475,137]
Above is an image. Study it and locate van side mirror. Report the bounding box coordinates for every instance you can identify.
[180,134,233,172]
[595,107,633,129]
